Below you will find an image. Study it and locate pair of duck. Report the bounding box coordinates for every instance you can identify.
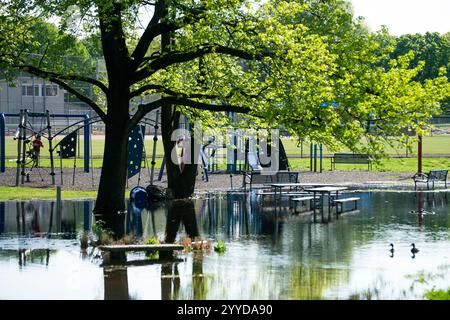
[389,243,419,254]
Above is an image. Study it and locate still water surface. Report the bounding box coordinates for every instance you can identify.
[0,190,449,300]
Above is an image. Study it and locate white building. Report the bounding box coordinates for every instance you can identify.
[1,70,161,133]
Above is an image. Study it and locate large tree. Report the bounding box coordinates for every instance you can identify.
[1,0,449,237]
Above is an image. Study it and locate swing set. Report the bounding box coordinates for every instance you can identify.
[0,109,101,186]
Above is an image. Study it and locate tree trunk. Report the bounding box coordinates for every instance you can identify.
[93,102,129,238]
[161,106,198,199]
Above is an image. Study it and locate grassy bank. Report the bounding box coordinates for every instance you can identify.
[0,186,98,200]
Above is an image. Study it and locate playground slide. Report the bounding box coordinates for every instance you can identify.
[248,152,263,170]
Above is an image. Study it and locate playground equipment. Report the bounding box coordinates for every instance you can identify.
[127,110,163,188]
[0,109,100,185]
[310,143,323,173]
[225,125,290,174]
[200,136,217,182]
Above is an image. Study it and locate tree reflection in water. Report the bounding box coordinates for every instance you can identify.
[103,198,201,300]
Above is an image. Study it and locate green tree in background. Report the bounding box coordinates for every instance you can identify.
[389,32,450,113]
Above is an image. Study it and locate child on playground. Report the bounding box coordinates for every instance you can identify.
[31,134,44,160]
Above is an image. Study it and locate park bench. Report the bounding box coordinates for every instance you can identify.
[331,153,372,171]
[333,197,360,213]
[243,171,298,190]
[413,170,448,190]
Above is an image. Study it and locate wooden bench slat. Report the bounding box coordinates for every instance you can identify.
[98,244,185,252]
[257,191,310,196]
[243,171,298,190]
[292,196,320,201]
[286,192,312,196]
[331,153,372,171]
[256,191,279,195]
[333,197,360,203]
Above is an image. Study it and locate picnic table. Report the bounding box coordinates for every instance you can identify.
[269,183,309,199]
[303,186,348,222]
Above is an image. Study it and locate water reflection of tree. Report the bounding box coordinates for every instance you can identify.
[191,251,211,300]
[103,267,129,300]
[290,265,350,299]
[165,199,199,243]
[161,263,180,300]
[287,222,354,299]
[164,199,211,300]
[102,199,206,300]
[198,192,287,241]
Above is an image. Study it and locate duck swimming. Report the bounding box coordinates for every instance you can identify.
[411,243,419,254]
[389,244,394,258]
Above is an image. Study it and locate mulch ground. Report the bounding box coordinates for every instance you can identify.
[0,167,415,192]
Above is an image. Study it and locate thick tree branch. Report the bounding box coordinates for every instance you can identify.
[130,83,268,101]
[48,77,107,122]
[130,84,218,99]
[130,0,164,70]
[130,84,167,98]
[163,96,251,114]
[127,99,162,133]
[17,64,109,94]
[132,44,273,84]
[126,95,252,133]
[131,8,208,71]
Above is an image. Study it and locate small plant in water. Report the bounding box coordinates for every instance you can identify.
[193,237,212,251]
[92,220,114,245]
[100,232,112,245]
[145,236,159,245]
[424,288,450,300]
[79,232,89,250]
[214,240,227,253]
[145,236,159,259]
[180,237,193,252]
[113,234,137,245]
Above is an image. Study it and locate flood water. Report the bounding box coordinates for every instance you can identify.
[0,190,450,300]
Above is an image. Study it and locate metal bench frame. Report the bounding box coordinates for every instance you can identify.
[333,197,360,213]
[331,153,372,171]
[413,170,448,190]
[291,195,321,213]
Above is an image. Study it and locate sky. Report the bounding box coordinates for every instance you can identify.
[350,0,450,36]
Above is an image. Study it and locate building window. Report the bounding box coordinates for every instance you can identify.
[42,84,58,96]
[21,85,40,96]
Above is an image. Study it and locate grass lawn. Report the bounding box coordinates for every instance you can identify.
[288,157,450,172]
[2,135,165,158]
[3,134,450,159]
[0,186,98,200]
[3,157,164,169]
[281,135,450,156]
